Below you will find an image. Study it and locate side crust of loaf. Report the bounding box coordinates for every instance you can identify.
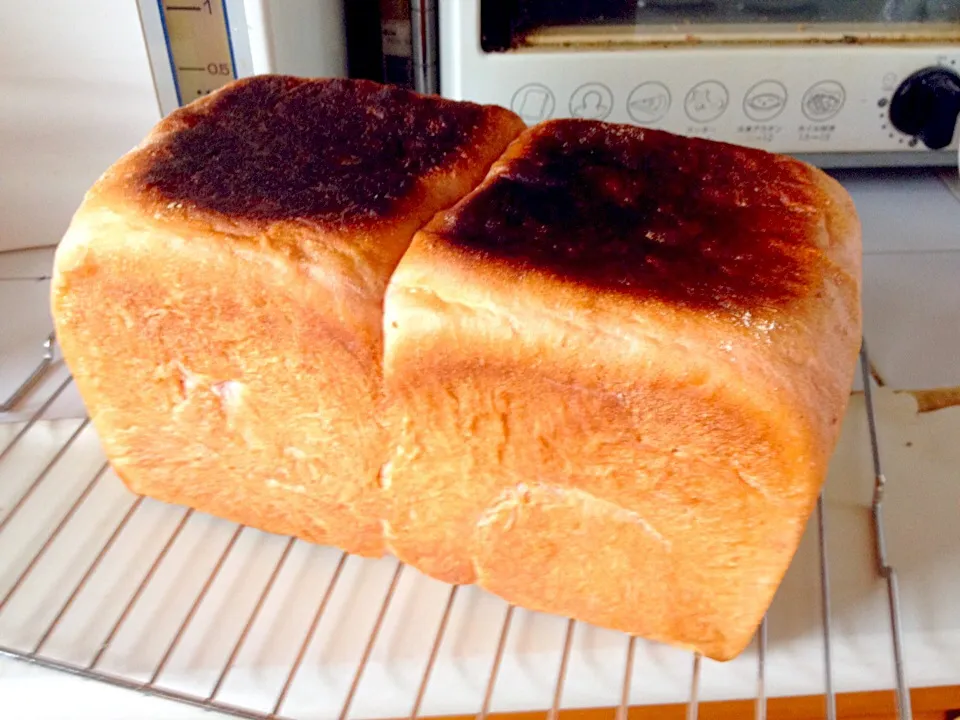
[382,120,862,659]
[52,76,526,556]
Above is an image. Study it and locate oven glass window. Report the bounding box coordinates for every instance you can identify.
[481,0,960,51]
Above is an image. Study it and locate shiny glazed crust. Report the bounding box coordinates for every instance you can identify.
[382,120,862,660]
[51,76,526,556]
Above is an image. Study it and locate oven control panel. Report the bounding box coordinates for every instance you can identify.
[443,41,960,166]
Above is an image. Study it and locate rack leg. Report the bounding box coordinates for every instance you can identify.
[817,495,837,720]
[860,341,913,720]
[548,619,575,720]
[687,653,701,720]
[617,635,636,720]
[756,616,767,720]
[411,584,459,720]
[478,604,514,720]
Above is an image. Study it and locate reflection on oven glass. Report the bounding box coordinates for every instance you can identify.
[631,0,959,23]
[740,0,817,10]
[881,0,925,21]
[633,0,825,24]
[639,0,716,6]
[926,0,960,20]
[488,0,960,51]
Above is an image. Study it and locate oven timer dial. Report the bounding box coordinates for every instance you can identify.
[888,66,960,150]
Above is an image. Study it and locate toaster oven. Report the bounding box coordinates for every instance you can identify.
[437,0,960,167]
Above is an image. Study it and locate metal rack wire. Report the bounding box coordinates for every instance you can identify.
[0,339,912,720]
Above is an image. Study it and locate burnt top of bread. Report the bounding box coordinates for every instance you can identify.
[135,76,486,225]
[443,120,826,313]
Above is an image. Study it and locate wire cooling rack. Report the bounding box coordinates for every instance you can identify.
[0,339,914,720]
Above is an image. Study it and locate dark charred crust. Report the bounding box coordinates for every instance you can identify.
[136,76,486,226]
[444,119,823,313]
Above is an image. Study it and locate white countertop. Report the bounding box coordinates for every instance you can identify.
[1,168,959,719]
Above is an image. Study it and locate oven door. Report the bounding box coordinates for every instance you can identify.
[440,0,960,167]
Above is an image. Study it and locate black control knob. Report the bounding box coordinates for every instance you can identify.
[889,66,960,150]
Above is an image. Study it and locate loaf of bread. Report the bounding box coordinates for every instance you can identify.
[53,78,861,661]
[51,76,525,556]
[382,119,862,660]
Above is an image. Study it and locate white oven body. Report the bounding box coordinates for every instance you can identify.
[137,0,346,118]
[439,1,960,168]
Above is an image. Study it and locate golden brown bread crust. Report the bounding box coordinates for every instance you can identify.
[382,119,862,660]
[52,75,526,556]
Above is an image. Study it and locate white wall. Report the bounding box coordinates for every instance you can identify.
[0,2,162,252]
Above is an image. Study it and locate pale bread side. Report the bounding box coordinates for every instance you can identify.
[382,119,862,659]
[52,76,527,556]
